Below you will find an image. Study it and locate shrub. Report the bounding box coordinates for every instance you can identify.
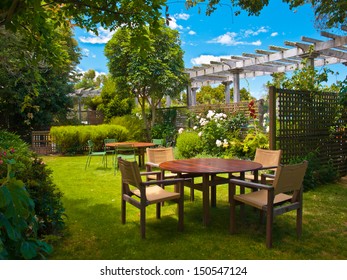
[175,131,203,159]
[151,108,179,146]
[109,115,145,141]
[50,124,130,154]
[0,130,65,238]
[289,151,338,191]
[0,145,52,259]
[188,110,248,157]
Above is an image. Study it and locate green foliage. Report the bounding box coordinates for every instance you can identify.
[196,85,254,104]
[105,20,187,140]
[109,115,145,141]
[97,75,134,121]
[338,77,347,107]
[175,131,203,159]
[50,124,130,154]
[0,130,66,239]
[0,146,52,259]
[151,108,179,145]
[188,110,248,157]
[229,130,269,159]
[0,22,80,139]
[1,1,166,59]
[289,151,339,191]
[267,59,338,92]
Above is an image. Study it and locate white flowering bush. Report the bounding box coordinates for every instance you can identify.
[189,110,248,157]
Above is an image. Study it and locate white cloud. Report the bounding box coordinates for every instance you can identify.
[79,27,116,44]
[174,13,190,20]
[76,67,107,78]
[251,40,262,46]
[271,32,279,37]
[244,26,268,37]
[190,55,230,66]
[207,28,266,46]
[82,48,90,57]
[188,30,196,35]
[168,17,183,30]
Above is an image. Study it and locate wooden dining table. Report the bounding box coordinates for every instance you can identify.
[105,142,155,167]
[159,158,262,226]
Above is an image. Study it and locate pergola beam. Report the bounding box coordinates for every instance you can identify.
[187,30,347,91]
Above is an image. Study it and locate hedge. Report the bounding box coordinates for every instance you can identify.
[50,124,130,154]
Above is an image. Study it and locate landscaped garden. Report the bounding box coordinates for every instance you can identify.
[1,125,346,260]
[1,0,347,264]
[44,154,347,260]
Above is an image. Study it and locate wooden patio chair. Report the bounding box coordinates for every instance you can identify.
[146,147,177,181]
[118,157,186,238]
[244,148,282,183]
[229,160,308,248]
[85,140,107,170]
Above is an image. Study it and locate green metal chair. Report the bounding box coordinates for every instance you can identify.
[104,138,116,165]
[152,138,165,147]
[114,143,136,174]
[85,140,107,170]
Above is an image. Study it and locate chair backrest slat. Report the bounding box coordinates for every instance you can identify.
[273,161,308,195]
[146,147,174,164]
[254,148,282,171]
[118,158,142,188]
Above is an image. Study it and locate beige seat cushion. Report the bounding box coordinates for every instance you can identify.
[235,190,292,209]
[133,186,180,204]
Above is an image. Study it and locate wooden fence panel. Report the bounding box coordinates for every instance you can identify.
[270,87,347,176]
[31,131,56,154]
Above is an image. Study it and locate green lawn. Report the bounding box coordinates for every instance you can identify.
[43,155,347,260]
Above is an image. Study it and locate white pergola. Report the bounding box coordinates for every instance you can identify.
[185,27,347,105]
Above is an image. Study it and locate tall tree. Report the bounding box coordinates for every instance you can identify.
[97,75,134,121]
[0,22,80,139]
[105,20,187,140]
[0,0,166,57]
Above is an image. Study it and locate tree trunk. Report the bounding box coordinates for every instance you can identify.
[138,89,151,141]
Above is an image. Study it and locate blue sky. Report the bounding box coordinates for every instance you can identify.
[73,1,346,99]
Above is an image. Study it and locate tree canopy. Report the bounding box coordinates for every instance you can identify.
[105,20,187,140]
[0,21,80,139]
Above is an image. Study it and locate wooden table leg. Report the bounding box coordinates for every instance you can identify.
[137,148,144,167]
[210,174,216,208]
[239,171,245,218]
[202,173,210,226]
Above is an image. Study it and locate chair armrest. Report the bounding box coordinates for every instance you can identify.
[142,177,191,187]
[229,178,273,191]
[146,162,160,168]
[261,173,275,179]
[140,171,161,176]
[259,165,278,171]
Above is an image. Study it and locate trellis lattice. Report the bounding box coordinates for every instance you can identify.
[270,87,347,176]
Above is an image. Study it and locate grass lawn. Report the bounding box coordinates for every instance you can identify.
[43,155,347,260]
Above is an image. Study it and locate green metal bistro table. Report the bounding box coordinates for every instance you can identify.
[160,158,262,226]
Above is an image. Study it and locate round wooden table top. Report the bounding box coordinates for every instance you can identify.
[159,158,262,174]
[105,142,155,148]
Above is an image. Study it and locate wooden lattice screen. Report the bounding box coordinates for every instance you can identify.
[269,86,347,176]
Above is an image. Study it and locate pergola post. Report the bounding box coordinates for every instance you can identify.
[166,95,171,107]
[230,69,242,103]
[222,81,232,104]
[190,87,198,106]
